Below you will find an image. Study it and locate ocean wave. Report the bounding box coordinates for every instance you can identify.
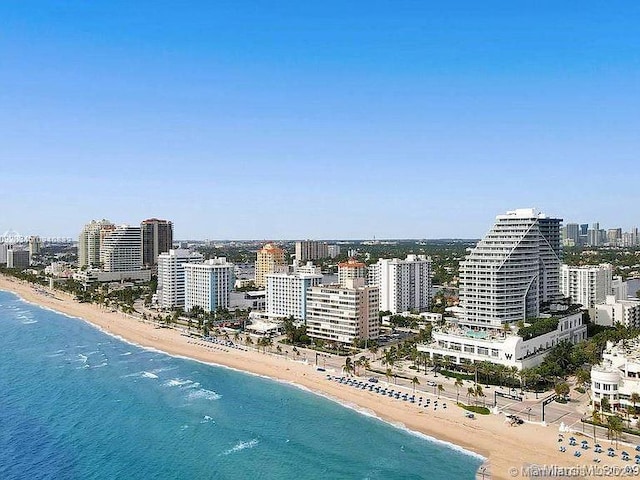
[21,319,38,324]
[141,371,159,379]
[164,378,194,388]
[120,352,132,356]
[221,439,259,456]
[186,388,221,401]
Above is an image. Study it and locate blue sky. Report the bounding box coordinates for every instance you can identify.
[2,1,639,240]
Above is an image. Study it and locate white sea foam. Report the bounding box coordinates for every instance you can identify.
[186,388,221,401]
[77,354,88,363]
[164,378,194,388]
[221,439,259,455]
[141,371,159,379]
[21,319,38,324]
[199,415,215,424]
[92,362,108,368]
[120,352,132,356]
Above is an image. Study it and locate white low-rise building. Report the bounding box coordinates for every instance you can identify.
[73,268,151,285]
[418,311,587,369]
[595,295,640,329]
[591,338,640,412]
[560,263,613,312]
[44,262,74,278]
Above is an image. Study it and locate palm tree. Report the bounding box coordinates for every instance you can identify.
[369,344,379,361]
[510,366,520,391]
[592,410,600,444]
[437,384,445,399]
[385,367,393,384]
[343,357,354,377]
[554,382,570,401]
[607,415,623,448]
[455,378,463,403]
[467,387,476,406]
[411,376,420,394]
[475,385,485,406]
[354,358,362,376]
[360,356,370,375]
[630,392,640,418]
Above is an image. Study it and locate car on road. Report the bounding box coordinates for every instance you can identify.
[427,381,437,387]
[367,377,378,383]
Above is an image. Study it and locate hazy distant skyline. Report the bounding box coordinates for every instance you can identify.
[2,2,639,240]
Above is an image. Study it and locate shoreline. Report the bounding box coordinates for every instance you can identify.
[0,275,629,479]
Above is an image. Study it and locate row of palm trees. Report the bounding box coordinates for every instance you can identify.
[343,356,372,376]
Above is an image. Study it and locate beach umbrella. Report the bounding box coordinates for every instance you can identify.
[581,440,588,444]
[623,451,629,456]
[636,445,640,451]
[608,447,615,452]
[595,444,601,448]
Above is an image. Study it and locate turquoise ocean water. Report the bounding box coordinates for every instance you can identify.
[0,290,483,479]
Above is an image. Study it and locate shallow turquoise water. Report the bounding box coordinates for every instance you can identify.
[0,290,482,479]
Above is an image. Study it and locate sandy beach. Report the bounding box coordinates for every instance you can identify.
[1,275,634,479]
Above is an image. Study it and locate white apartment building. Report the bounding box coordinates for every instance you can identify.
[291,260,322,276]
[328,245,341,259]
[368,254,432,314]
[560,264,613,312]
[419,208,587,369]
[184,258,234,313]
[100,225,143,272]
[337,258,367,287]
[265,270,323,321]
[306,278,379,344]
[457,208,563,330]
[157,249,204,310]
[595,295,640,329]
[591,338,640,412]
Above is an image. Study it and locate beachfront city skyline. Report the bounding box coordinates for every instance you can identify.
[2,2,640,239]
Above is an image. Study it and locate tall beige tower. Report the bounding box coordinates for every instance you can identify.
[255,243,286,288]
[78,219,115,268]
